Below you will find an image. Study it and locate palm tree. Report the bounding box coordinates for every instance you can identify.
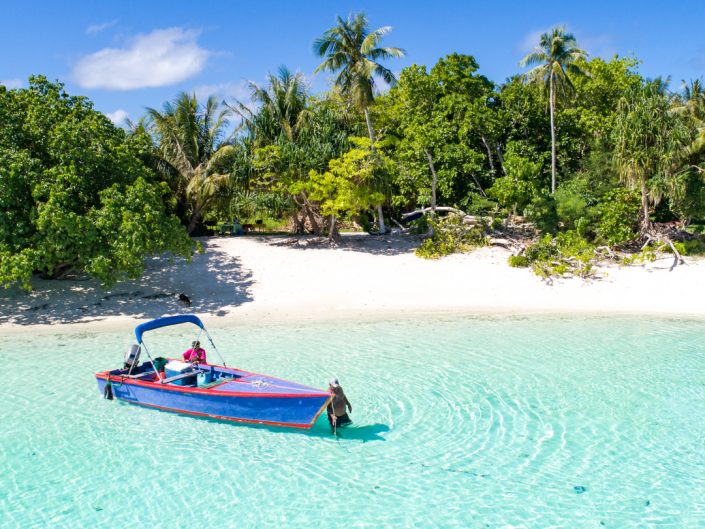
[677,78,705,156]
[229,66,309,145]
[520,26,588,193]
[147,92,234,234]
[314,12,405,233]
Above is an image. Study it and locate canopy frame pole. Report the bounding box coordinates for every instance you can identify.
[203,330,227,367]
[139,340,163,382]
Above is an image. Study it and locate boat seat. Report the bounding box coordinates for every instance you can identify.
[199,378,229,389]
[124,371,156,380]
[159,371,198,385]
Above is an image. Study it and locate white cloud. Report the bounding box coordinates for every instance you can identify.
[86,19,118,35]
[1,79,23,89]
[73,27,210,90]
[105,109,129,126]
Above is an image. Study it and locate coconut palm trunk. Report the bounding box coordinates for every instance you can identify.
[549,72,557,194]
[519,27,588,195]
[640,174,650,232]
[314,13,405,236]
[424,148,438,214]
[363,106,387,233]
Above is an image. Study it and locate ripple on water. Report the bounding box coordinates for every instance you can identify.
[1,315,705,528]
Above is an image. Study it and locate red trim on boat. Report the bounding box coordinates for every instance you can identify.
[95,372,329,398]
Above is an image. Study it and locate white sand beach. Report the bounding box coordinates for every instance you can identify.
[1,234,704,332]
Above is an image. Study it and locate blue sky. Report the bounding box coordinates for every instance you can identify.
[2,0,705,125]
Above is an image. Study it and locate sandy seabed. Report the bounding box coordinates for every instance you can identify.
[2,233,704,333]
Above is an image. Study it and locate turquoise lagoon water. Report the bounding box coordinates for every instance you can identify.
[2,315,705,528]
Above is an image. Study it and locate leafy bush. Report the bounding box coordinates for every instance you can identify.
[594,188,640,245]
[524,193,559,234]
[488,144,544,214]
[508,254,529,267]
[461,192,497,215]
[683,238,705,255]
[415,215,487,259]
[356,212,374,233]
[554,184,589,230]
[0,78,193,289]
[408,214,429,235]
[665,238,705,256]
[490,217,504,230]
[516,231,599,279]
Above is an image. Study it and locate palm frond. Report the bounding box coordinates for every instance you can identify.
[313,12,403,109]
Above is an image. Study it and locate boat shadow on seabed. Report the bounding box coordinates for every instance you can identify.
[114,398,390,442]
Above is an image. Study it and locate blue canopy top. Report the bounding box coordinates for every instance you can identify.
[135,314,204,344]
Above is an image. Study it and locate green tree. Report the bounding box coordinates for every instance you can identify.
[147,92,234,234]
[230,69,358,234]
[613,82,691,232]
[520,26,589,193]
[299,137,384,239]
[675,78,705,157]
[488,142,545,214]
[0,77,192,289]
[379,54,495,213]
[314,12,405,233]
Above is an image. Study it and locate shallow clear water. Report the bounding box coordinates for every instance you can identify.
[2,315,705,528]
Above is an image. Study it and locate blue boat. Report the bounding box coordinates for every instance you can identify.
[95,315,331,429]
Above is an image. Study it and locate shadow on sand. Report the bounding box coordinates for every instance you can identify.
[265,232,424,257]
[0,242,254,326]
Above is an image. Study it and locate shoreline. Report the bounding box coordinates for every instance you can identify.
[4,307,705,337]
[2,234,704,334]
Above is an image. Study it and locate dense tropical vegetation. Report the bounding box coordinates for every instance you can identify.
[2,14,705,288]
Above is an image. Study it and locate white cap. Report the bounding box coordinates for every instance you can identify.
[329,377,339,387]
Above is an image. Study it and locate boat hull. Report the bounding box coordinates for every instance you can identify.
[96,377,330,429]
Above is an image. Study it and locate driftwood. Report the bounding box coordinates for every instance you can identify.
[642,234,684,271]
[401,206,467,220]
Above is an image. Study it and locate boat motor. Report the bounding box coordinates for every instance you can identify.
[124,344,141,369]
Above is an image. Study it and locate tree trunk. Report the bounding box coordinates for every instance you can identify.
[469,173,487,198]
[293,210,305,233]
[495,144,507,175]
[481,136,495,174]
[328,215,336,241]
[301,192,320,234]
[291,195,305,233]
[640,174,651,233]
[549,72,557,194]
[364,105,387,234]
[364,106,376,146]
[187,204,201,235]
[424,148,438,215]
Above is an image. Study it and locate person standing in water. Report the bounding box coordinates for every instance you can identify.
[327,378,352,432]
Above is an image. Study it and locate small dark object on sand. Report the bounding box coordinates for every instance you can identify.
[178,293,192,306]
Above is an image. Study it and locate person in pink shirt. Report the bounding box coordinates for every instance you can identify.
[182,340,207,364]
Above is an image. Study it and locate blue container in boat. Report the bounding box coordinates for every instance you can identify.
[197,368,214,386]
[164,361,197,386]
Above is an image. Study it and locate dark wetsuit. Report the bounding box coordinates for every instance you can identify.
[327,387,352,430]
[328,411,352,428]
